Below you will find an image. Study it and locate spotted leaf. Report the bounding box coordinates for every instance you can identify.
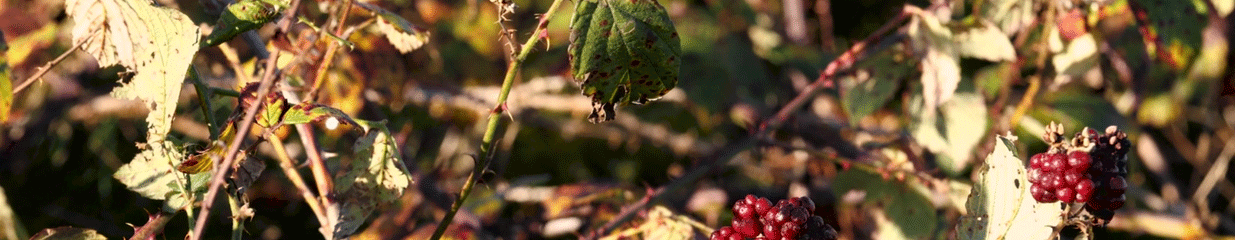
[568,0,680,123]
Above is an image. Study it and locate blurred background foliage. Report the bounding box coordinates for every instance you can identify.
[0,0,1233,239]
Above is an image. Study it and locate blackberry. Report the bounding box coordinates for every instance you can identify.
[710,195,837,240]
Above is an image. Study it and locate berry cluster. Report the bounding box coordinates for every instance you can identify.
[1028,150,1093,203]
[1083,127,1131,221]
[1028,125,1130,222]
[710,195,836,240]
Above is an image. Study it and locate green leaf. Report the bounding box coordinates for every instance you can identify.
[956,135,1063,240]
[1129,0,1205,72]
[910,12,961,117]
[331,120,413,239]
[256,93,286,128]
[840,39,914,125]
[203,0,284,47]
[66,0,200,144]
[910,93,989,176]
[355,2,429,53]
[833,167,937,239]
[569,0,681,123]
[281,102,358,126]
[953,22,1016,61]
[1050,32,1099,77]
[30,227,106,240]
[113,142,208,211]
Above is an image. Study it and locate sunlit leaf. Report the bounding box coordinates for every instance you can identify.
[114,142,209,211]
[910,12,961,117]
[957,135,1063,240]
[331,120,413,239]
[30,227,106,240]
[256,93,287,128]
[1051,33,1099,77]
[66,0,200,144]
[569,0,681,122]
[953,22,1016,61]
[281,102,358,126]
[356,2,429,53]
[203,0,284,47]
[833,167,937,239]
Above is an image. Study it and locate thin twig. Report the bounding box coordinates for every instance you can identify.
[305,0,355,102]
[14,42,82,94]
[264,130,329,225]
[429,0,568,238]
[188,49,282,240]
[586,5,920,239]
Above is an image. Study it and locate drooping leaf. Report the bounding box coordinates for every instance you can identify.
[281,102,358,126]
[956,135,1063,240]
[66,0,200,144]
[910,12,961,118]
[833,167,937,239]
[569,0,681,122]
[1129,0,1205,72]
[114,142,209,211]
[840,38,915,125]
[953,22,1017,61]
[331,120,413,239]
[203,0,284,47]
[29,227,106,240]
[356,2,429,53]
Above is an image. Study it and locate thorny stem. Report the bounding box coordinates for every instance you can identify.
[265,130,330,226]
[189,49,282,240]
[189,0,303,238]
[226,194,243,240]
[306,0,354,102]
[131,211,174,240]
[14,41,82,94]
[429,0,567,239]
[586,5,922,239]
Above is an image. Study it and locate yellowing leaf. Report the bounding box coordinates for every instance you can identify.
[356,2,429,53]
[282,102,357,126]
[0,31,10,123]
[569,0,681,122]
[113,142,210,211]
[956,135,1063,240]
[66,0,201,144]
[331,120,413,239]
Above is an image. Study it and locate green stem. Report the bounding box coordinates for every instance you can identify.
[227,194,243,240]
[188,67,220,139]
[429,0,566,239]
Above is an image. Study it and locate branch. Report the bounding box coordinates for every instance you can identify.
[584,5,921,239]
[131,211,174,240]
[14,41,82,94]
[429,0,568,238]
[264,130,329,225]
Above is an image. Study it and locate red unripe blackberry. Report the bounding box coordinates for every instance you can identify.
[1057,187,1076,203]
[1048,153,1067,171]
[732,218,760,238]
[1031,185,1054,202]
[1028,168,1044,184]
[1063,172,1082,185]
[1075,180,1093,199]
[1030,153,1046,168]
[754,198,773,215]
[780,222,801,238]
[734,201,755,220]
[762,223,781,239]
[1067,151,1090,173]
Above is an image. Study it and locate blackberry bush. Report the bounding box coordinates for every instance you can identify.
[710,195,837,240]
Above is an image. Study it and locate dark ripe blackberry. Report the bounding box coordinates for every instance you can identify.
[1108,176,1127,195]
[788,207,810,225]
[732,218,761,238]
[795,197,816,212]
[802,216,838,240]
